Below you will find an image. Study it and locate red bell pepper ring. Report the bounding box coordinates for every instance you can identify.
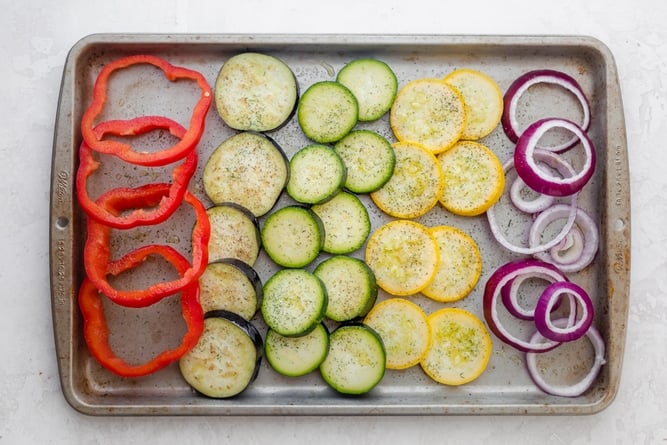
[80,54,212,167]
[78,244,204,377]
[84,183,211,308]
[76,116,198,229]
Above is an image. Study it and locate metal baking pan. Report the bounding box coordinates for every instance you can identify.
[49,33,630,415]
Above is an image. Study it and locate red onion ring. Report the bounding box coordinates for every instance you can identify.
[529,204,599,273]
[514,118,596,197]
[533,281,594,342]
[509,176,555,214]
[502,69,591,152]
[487,149,578,255]
[548,226,584,265]
[500,265,569,321]
[525,319,605,397]
[484,259,570,353]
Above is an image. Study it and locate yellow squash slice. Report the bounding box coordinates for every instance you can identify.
[390,78,466,154]
[444,68,504,140]
[364,298,431,370]
[365,220,440,296]
[421,226,483,303]
[420,308,492,386]
[370,141,444,219]
[437,140,505,216]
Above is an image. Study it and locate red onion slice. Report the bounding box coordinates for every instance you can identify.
[548,226,584,265]
[500,266,569,321]
[502,69,591,152]
[529,204,599,273]
[525,319,605,397]
[514,118,596,197]
[484,259,567,352]
[533,282,594,342]
[487,150,578,255]
[509,176,555,213]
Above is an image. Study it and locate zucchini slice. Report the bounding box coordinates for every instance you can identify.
[390,78,466,154]
[363,298,431,370]
[261,205,324,268]
[365,220,440,296]
[265,323,330,377]
[336,58,398,122]
[297,81,358,143]
[420,308,492,386]
[198,259,263,321]
[179,310,263,398]
[261,268,328,337]
[370,141,444,219]
[206,203,261,266]
[287,144,347,205]
[215,52,298,132]
[421,226,482,303]
[319,323,386,395]
[333,130,395,194]
[203,131,289,217]
[313,255,378,322]
[311,191,370,255]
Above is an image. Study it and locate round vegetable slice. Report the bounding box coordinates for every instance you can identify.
[365,220,440,296]
[444,68,504,140]
[297,81,358,143]
[287,144,347,205]
[261,269,328,337]
[502,69,591,152]
[420,308,492,386]
[336,58,398,121]
[529,204,599,273]
[514,118,596,197]
[333,130,395,194]
[437,140,505,216]
[370,141,444,219]
[206,203,261,266]
[311,191,371,255]
[265,323,330,377]
[483,259,568,352]
[314,255,378,322]
[533,281,594,343]
[198,259,262,321]
[364,298,431,370]
[509,175,556,214]
[525,319,606,397]
[260,205,324,268]
[203,131,289,217]
[499,264,569,321]
[421,226,482,303]
[320,323,386,395]
[390,78,466,154]
[215,52,298,132]
[179,310,263,398]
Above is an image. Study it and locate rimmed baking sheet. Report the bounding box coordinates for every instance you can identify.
[49,33,630,415]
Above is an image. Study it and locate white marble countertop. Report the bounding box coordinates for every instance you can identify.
[1,0,665,443]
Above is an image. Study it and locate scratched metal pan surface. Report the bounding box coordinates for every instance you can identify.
[49,34,630,416]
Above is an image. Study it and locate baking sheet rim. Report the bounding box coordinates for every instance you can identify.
[49,33,631,416]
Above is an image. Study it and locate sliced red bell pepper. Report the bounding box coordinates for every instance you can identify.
[84,183,211,308]
[78,244,204,377]
[76,116,197,229]
[80,54,212,167]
